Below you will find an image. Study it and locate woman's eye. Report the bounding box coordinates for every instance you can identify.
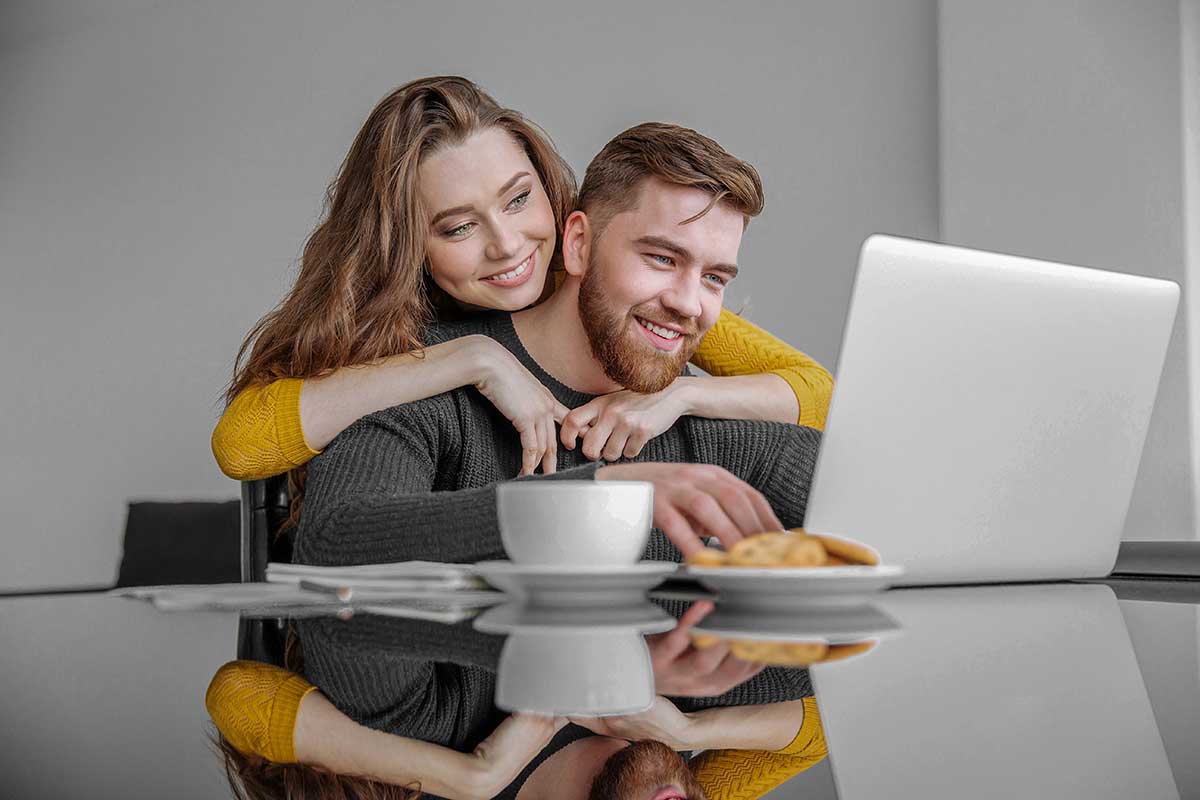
[444,222,473,238]
[507,190,531,210]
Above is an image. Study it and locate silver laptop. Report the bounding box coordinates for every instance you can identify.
[802,235,1178,585]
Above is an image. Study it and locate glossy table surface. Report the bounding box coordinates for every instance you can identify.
[1,576,1197,800]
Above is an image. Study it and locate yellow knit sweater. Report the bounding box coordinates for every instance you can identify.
[212,309,833,481]
[206,661,825,800]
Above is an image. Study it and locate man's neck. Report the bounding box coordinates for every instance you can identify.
[512,277,624,396]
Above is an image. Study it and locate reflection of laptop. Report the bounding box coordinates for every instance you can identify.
[803,235,1178,585]
[810,584,1178,799]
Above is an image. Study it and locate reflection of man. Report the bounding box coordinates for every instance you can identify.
[295,122,824,798]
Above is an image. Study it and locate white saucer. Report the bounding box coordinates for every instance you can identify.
[474,601,675,635]
[682,564,904,608]
[692,602,901,643]
[474,561,677,606]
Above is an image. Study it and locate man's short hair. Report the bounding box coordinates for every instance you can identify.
[576,122,764,237]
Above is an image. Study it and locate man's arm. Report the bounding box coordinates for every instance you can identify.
[293,397,599,567]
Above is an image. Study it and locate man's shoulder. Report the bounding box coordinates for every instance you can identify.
[685,416,821,447]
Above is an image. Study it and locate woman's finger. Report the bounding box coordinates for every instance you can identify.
[541,413,557,475]
[560,403,600,450]
[580,413,619,461]
[518,420,540,477]
[601,421,632,462]
[553,400,570,424]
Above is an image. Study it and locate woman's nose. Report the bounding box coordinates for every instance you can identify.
[484,221,522,261]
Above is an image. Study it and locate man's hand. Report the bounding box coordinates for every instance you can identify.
[647,601,764,697]
[560,382,692,462]
[596,462,784,557]
[568,696,698,751]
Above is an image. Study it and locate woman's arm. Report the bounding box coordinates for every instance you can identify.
[690,308,833,430]
[212,334,567,480]
[296,691,562,800]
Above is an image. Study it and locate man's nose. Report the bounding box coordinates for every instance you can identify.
[660,275,703,320]
[484,220,522,261]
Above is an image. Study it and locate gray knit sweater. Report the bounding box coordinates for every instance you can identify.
[293,311,822,568]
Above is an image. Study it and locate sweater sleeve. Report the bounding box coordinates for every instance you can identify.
[211,378,319,480]
[691,697,826,800]
[691,308,834,430]
[292,397,602,567]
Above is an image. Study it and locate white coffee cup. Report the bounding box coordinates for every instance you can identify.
[495,629,655,716]
[495,481,653,566]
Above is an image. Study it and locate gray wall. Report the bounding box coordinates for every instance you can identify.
[939,0,1195,541]
[0,0,939,591]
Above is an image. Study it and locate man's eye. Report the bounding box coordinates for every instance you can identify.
[444,222,473,238]
[507,190,531,210]
[704,273,728,287]
[649,254,674,266]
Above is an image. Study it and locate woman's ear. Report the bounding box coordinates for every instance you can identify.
[561,211,591,278]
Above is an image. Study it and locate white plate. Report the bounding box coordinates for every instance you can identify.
[692,602,901,643]
[474,561,677,606]
[474,601,675,635]
[682,564,905,607]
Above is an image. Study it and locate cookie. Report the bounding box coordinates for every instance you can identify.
[728,532,794,566]
[792,529,879,566]
[690,633,722,649]
[686,547,729,567]
[820,640,877,662]
[728,639,829,666]
[782,535,827,567]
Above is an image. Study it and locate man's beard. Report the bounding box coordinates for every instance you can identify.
[587,739,707,800]
[578,257,700,394]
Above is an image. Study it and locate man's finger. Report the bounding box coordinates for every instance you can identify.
[656,505,705,559]
[683,494,744,552]
[745,487,784,532]
[652,602,714,663]
[716,485,772,537]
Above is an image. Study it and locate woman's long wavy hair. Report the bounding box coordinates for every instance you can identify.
[224,76,576,528]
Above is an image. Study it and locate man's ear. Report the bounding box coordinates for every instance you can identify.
[561,210,592,278]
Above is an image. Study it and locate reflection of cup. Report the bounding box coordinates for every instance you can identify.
[496,481,653,566]
[495,629,655,716]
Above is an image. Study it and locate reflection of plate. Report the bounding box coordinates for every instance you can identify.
[693,603,901,643]
[474,561,677,606]
[474,601,675,635]
[682,565,904,607]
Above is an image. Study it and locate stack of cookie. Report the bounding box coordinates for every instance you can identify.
[686,528,879,568]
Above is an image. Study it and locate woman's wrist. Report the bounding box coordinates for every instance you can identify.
[666,376,701,416]
[458,334,504,389]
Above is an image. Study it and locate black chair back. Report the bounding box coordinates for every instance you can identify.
[237,474,293,664]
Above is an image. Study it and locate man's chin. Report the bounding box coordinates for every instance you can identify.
[602,328,694,394]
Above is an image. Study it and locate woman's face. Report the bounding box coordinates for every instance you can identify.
[419,127,558,311]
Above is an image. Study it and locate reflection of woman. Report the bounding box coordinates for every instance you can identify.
[211,76,832,524]
[208,613,825,799]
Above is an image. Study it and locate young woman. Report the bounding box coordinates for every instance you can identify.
[211,76,832,517]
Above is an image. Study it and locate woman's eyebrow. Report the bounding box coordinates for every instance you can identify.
[430,171,531,227]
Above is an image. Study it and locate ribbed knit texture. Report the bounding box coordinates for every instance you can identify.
[205,660,317,763]
[693,308,834,430]
[690,696,826,800]
[211,377,316,481]
[292,312,822,569]
[210,309,831,481]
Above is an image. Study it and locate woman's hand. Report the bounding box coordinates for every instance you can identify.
[569,696,697,751]
[469,337,569,476]
[466,712,567,799]
[559,380,694,462]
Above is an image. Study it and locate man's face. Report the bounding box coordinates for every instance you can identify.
[577,178,744,393]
